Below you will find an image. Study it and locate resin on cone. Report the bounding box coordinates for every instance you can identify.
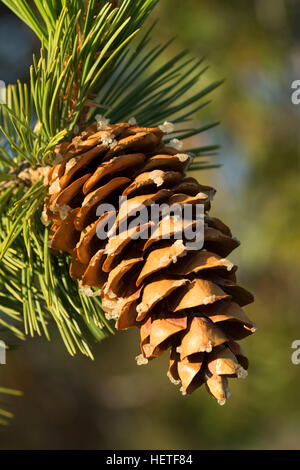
[42,119,255,405]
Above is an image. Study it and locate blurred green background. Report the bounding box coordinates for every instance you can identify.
[1,0,300,449]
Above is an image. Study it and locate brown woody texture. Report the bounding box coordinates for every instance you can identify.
[43,121,255,405]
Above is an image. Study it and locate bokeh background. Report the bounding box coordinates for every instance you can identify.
[1,0,300,449]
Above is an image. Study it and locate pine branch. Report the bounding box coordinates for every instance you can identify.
[0,1,164,358]
[1,1,222,168]
[0,0,223,372]
[2,1,160,164]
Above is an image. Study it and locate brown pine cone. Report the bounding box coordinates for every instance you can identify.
[42,119,255,405]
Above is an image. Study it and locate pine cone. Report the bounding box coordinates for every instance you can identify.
[43,120,255,405]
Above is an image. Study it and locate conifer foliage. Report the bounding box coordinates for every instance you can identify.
[0,0,254,420]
